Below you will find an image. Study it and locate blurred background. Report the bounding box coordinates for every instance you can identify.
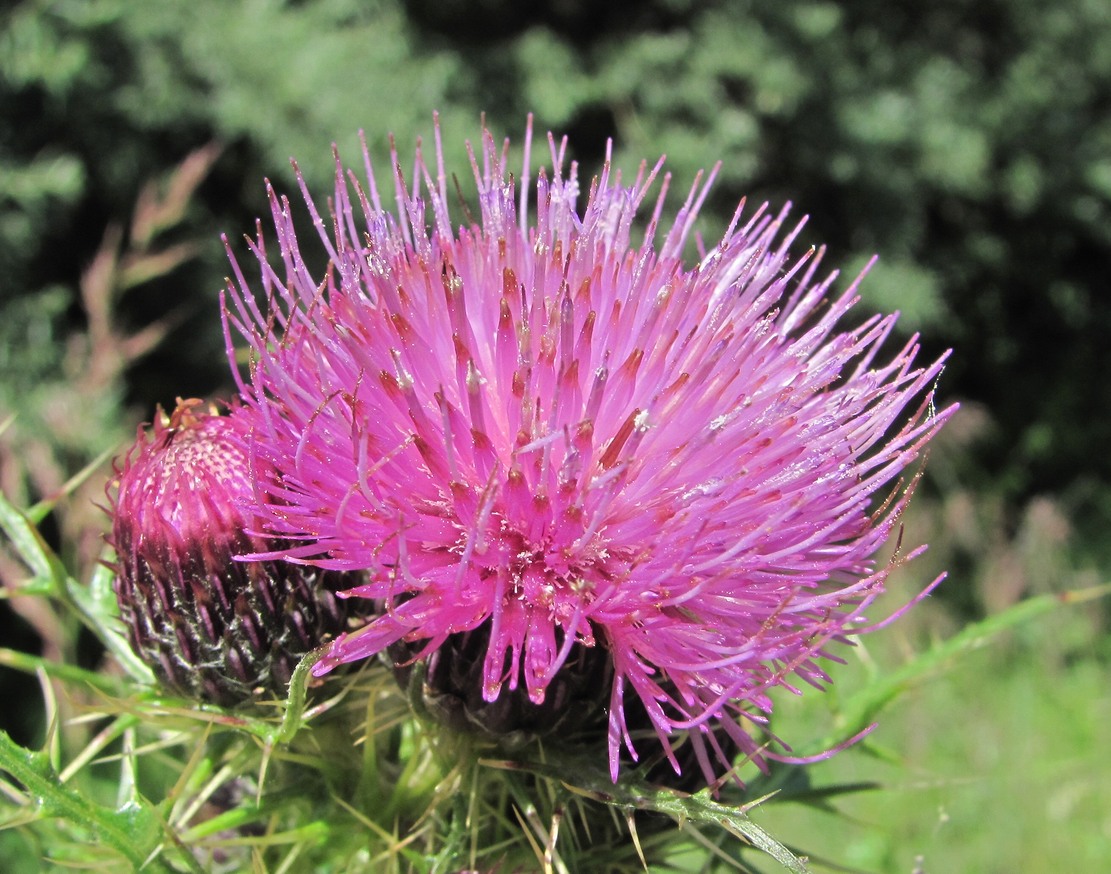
[1,1,1108,870]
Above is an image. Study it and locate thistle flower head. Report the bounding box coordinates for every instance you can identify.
[225,119,955,781]
[110,399,345,705]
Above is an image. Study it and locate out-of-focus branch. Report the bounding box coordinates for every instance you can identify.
[130,142,222,249]
[1,144,224,658]
[77,143,224,397]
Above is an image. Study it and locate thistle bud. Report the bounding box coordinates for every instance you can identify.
[110,399,345,706]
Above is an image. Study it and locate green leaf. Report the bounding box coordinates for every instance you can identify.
[811,585,1111,755]
[64,551,157,685]
[0,647,124,694]
[0,488,155,684]
[0,730,171,872]
[0,490,60,587]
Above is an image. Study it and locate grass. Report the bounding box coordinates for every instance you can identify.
[751,599,1111,873]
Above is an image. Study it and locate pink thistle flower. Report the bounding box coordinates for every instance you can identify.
[224,118,955,782]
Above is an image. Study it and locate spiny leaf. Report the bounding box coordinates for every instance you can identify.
[0,490,60,586]
[0,730,170,872]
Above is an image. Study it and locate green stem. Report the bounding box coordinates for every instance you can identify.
[0,647,125,694]
[270,644,331,745]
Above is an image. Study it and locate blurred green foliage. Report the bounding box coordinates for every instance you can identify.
[4,0,1110,553]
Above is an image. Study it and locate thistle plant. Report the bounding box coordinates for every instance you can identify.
[17,116,1103,874]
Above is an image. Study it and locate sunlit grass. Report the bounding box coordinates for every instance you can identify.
[754,600,1111,873]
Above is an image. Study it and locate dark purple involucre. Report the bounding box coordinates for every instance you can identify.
[224,119,956,782]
